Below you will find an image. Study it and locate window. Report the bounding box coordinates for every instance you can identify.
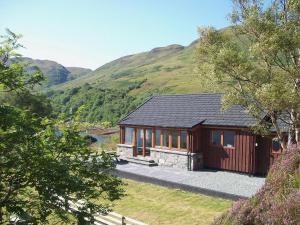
[137,128,143,148]
[163,130,169,147]
[125,127,133,144]
[272,140,281,152]
[172,131,179,148]
[224,131,235,148]
[180,131,187,149]
[211,131,221,145]
[155,129,161,146]
[211,130,235,148]
[145,129,152,147]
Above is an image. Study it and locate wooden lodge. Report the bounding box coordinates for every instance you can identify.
[117,94,282,175]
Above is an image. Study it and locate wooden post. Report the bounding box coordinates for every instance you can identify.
[120,126,124,144]
[142,128,146,156]
[152,128,155,147]
[122,216,126,225]
[221,131,224,146]
[191,132,194,153]
[178,131,181,149]
[169,129,172,149]
[187,131,190,152]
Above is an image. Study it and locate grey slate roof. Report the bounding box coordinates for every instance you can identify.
[119,93,258,128]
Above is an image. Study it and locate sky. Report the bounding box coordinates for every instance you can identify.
[0,0,232,69]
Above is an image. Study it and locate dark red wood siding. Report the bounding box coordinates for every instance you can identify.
[200,128,256,173]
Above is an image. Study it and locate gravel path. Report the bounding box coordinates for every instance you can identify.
[116,163,265,199]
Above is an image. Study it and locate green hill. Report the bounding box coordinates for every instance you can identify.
[13,57,92,87]
[49,39,216,95]
[44,28,237,123]
[66,67,92,80]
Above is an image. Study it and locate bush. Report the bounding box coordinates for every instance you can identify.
[213,147,300,225]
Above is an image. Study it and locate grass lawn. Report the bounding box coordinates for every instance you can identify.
[111,179,233,225]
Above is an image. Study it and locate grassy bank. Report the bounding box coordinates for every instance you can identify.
[111,179,232,225]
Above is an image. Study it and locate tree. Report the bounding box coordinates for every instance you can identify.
[197,0,300,148]
[0,29,124,224]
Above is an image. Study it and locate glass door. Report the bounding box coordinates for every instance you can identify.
[137,128,143,155]
[145,129,152,156]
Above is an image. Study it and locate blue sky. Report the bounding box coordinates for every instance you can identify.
[0,0,232,69]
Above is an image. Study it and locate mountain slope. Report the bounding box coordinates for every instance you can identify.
[46,28,237,123]
[14,57,92,87]
[50,39,215,95]
[66,67,92,80]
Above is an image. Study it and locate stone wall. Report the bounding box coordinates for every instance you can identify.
[117,144,134,158]
[150,148,203,170]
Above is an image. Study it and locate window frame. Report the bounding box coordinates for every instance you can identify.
[210,129,236,149]
[211,130,222,146]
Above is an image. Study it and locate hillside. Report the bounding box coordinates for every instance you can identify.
[49,39,216,95]
[66,67,92,80]
[13,57,92,87]
[45,28,236,123]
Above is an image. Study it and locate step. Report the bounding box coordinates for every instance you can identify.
[127,156,155,163]
[120,157,158,167]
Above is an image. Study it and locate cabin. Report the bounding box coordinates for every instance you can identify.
[117,93,282,175]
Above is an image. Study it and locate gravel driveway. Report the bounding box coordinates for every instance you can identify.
[116,163,265,199]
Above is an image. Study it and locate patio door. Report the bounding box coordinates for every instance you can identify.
[136,128,152,156]
[145,128,152,156]
[137,128,143,155]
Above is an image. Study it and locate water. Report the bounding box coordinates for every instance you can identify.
[56,130,111,144]
[80,131,111,144]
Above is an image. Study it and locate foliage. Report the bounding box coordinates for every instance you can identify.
[0,29,124,224]
[0,90,52,117]
[49,83,153,125]
[213,147,300,225]
[197,0,300,147]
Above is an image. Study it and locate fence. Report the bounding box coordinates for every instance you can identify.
[66,198,147,225]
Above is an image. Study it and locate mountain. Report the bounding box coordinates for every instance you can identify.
[66,67,92,80]
[13,57,92,87]
[49,38,215,95]
[45,27,235,123]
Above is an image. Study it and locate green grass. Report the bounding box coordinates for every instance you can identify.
[110,179,232,225]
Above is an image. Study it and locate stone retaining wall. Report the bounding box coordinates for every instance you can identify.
[150,148,203,170]
[117,144,134,158]
[117,145,203,170]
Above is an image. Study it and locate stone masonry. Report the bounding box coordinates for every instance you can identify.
[117,145,203,170]
[117,144,134,158]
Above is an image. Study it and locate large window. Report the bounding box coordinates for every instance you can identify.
[224,131,235,148]
[172,131,179,148]
[125,127,133,145]
[155,129,161,146]
[145,129,152,147]
[180,131,187,149]
[125,127,189,151]
[211,131,221,145]
[163,130,169,147]
[211,130,235,148]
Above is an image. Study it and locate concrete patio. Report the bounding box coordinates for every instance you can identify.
[115,163,265,200]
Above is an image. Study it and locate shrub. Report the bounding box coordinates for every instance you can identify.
[213,148,300,225]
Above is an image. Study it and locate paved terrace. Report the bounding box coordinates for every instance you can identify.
[115,163,265,200]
